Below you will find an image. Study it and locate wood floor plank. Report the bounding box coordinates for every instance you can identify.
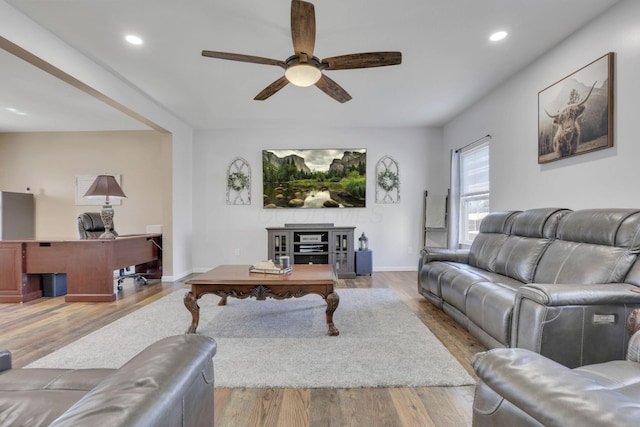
[388,387,436,427]
[278,389,309,427]
[415,386,476,427]
[0,271,484,426]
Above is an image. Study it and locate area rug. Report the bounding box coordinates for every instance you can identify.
[28,288,475,388]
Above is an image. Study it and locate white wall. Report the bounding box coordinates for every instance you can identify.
[193,127,445,271]
[0,131,166,239]
[444,0,640,211]
[0,2,194,279]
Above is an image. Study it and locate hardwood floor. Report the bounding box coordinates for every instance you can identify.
[0,271,486,426]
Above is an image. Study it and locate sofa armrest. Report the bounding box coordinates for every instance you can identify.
[0,350,11,372]
[473,348,640,427]
[516,283,640,306]
[419,247,469,266]
[49,335,217,427]
[512,283,640,367]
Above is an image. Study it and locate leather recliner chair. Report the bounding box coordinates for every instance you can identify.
[472,309,640,427]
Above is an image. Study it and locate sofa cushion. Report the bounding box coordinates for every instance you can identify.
[440,265,522,314]
[534,209,640,284]
[419,261,462,299]
[469,211,520,271]
[556,209,640,249]
[0,368,113,391]
[0,368,115,427]
[0,390,90,427]
[624,259,640,287]
[510,208,571,239]
[494,208,571,283]
[574,360,640,398]
[494,237,551,283]
[534,241,637,284]
[466,281,524,346]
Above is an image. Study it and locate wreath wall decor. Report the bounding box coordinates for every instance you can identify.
[376,156,400,204]
[226,157,251,205]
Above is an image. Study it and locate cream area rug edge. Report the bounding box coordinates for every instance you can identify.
[28,288,475,388]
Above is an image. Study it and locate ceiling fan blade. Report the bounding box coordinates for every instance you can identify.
[322,52,402,70]
[315,74,352,103]
[202,50,286,68]
[254,76,290,101]
[291,0,315,57]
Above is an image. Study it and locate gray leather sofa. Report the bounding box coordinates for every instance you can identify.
[0,334,217,427]
[471,310,640,427]
[419,208,640,367]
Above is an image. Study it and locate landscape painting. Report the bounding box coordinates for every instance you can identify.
[538,52,614,164]
[262,149,366,208]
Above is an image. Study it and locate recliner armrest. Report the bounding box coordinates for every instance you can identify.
[516,282,640,306]
[48,335,217,427]
[419,247,469,266]
[511,283,640,367]
[473,348,640,427]
[0,350,11,372]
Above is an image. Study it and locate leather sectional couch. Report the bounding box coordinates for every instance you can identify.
[0,334,217,427]
[472,309,640,426]
[419,208,640,367]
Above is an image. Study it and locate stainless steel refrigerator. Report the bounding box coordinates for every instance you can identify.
[0,191,35,239]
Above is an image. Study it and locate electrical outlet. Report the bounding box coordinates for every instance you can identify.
[234,248,240,256]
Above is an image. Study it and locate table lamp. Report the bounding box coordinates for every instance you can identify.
[83,174,127,239]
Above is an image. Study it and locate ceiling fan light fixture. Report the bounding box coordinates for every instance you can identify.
[285,64,321,87]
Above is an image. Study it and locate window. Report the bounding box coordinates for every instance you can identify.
[459,142,490,245]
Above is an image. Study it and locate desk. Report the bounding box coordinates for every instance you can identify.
[0,234,161,303]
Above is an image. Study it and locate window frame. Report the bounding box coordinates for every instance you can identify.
[458,142,490,246]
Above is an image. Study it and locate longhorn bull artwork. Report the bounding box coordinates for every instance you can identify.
[538,53,614,164]
[545,81,597,157]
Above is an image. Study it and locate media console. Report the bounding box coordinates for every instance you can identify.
[266,224,355,278]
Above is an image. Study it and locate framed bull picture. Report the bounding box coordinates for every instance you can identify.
[538,52,614,164]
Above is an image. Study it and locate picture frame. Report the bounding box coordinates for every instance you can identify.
[538,52,614,164]
[262,149,366,208]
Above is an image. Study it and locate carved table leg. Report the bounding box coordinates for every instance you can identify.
[218,296,227,306]
[325,291,340,336]
[184,291,200,334]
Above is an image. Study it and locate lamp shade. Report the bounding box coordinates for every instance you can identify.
[285,64,322,87]
[83,175,127,200]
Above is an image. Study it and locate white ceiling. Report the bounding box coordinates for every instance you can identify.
[1,0,620,132]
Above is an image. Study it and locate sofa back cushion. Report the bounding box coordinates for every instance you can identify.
[494,208,571,283]
[469,211,520,272]
[534,209,640,284]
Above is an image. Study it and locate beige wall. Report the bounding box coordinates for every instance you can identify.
[0,130,169,245]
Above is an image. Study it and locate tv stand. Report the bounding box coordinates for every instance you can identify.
[267,224,355,278]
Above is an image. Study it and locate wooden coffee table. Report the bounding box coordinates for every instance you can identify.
[184,264,340,336]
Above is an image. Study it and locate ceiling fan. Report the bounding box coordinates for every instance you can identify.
[201,0,402,103]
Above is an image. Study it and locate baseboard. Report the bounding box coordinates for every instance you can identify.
[161,269,194,282]
[373,266,418,272]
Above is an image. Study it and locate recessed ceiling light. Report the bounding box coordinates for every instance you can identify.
[6,107,17,112]
[125,35,143,45]
[490,31,508,42]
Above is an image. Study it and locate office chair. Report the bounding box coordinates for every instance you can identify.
[77,212,148,290]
